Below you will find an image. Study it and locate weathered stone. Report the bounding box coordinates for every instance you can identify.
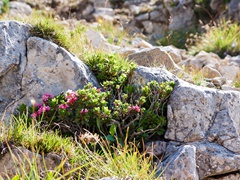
[179,51,220,71]
[145,141,168,156]
[130,66,179,91]
[150,10,168,23]
[136,12,149,21]
[219,55,240,81]
[228,0,240,20]
[201,65,222,78]
[163,0,196,30]
[206,173,240,180]
[0,22,99,117]
[165,78,240,153]
[0,147,69,179]
[210,0,225,11]
[159,142,240,180]
[128,47,181,72]
[9,1,32,17]
[131,37,153,48]
[85,30,120,52]
[93,0,112,8]
[157,145,199,180]
[161,45,185,64]
[18,36,100,106]
[0,21,30,118]
[141,20,153,34]
[195,142,240,179]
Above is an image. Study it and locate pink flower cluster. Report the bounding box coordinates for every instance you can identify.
[59,103,69,109]
[128,105,141,113]
[31,105,50,118]
[65,90,77,104]
[80,108,88,115]
[42,93,54,102]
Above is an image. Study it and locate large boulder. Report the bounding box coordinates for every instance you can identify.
[0,21,30,118]
[165,79,240,153]
[133,66,240,179]
[158,142,240,179]
[0,21,99,118]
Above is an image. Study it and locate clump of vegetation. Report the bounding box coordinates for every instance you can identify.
[188,20,240,58]
[18,52,174,145]
[0,116,161,179]
[30,17,70,50]
[233,72,240,88]
[94,19,130,45]
[154,30,197,49]
[0,0,9,14]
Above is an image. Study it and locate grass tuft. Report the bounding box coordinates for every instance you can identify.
[188,20,240,58]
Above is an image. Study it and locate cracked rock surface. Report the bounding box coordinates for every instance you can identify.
[0,21,99,118]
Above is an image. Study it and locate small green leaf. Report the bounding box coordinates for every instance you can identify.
[109,124,117,136]
[12,175,20,180]
[96,119,101,130]
[106,134,115,142]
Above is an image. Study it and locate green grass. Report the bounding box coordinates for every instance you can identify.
[0,114,162,179]
[0,0,9,14]
[188,20,240,58]
[155,30,197,49]
[0,10,132,61]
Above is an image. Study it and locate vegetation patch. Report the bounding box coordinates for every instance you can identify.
[188,20,240,58]
[18,52,174,145]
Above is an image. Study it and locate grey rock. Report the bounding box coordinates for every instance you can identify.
[201,66,222,79]
[179,51,220,71]
[228,0,240,20]
[94,7,114,16]
[195,142,240,179]
[219,55,240,81]
[141,20,153,34]
[210,0,225,11]
[161,45,186,64]
[128,47,181,72]
[136,12,149,21]
[159,142,240,179]
[131,37,153,48]
[0,21,30,118]
[206,173,240,180]
[85,30,120,52]
[163,0,196,30]
[18,36,100,107]
[150,10,168,23]
[145,141,168,156]
[0,147,69,179]
[157,145,199,180]
[165,79,240,153]
[0,21,100,117]
[93,0,112,8]
[130,66,179,88]
[9,1,32,17]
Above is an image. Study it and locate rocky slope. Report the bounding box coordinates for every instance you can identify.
[0,0,240,179]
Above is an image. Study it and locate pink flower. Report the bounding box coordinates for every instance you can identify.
[31,112,38,118]
[34,103,43,107]
[65,90,77,104]
[59,104,69,109]
[80,108,88,115]
[37,105,50,115]
[128,105,141,113]
[42,93,54,102]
